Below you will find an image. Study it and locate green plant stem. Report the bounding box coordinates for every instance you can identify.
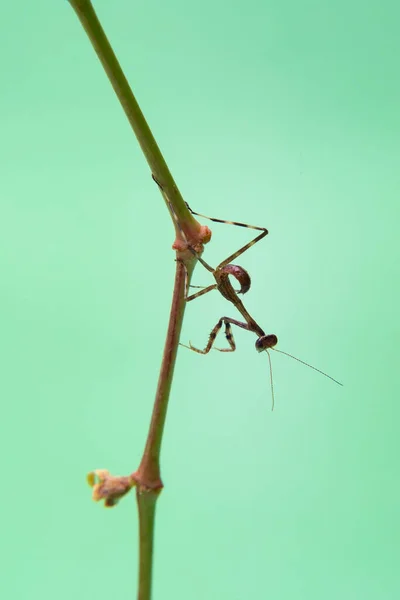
[136,489,157,600]
[68,0,199,236]
[68,2,205,598]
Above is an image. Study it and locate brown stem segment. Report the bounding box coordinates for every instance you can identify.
[133,258,194,490]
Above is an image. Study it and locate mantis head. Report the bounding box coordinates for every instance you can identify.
[255,334,278,352]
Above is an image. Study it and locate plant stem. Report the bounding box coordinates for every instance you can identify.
[134,258,194,599]
[68,2,207,598]
[136,489,157,600]
[134,259,195,489]
[68,0,203,241]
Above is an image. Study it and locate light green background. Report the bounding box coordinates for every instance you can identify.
[1,1,398,598]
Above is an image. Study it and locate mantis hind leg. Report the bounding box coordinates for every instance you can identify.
[185,202,268,268]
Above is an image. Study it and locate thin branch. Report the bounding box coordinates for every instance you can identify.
[68,0,208,247]
[134,258,194,598]
[136,488,158,600]
[133,258,194,490]
[67,2,209,599]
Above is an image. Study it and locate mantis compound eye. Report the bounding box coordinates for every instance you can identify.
[255,334,278,352]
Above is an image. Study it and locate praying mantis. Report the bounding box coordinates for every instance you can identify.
[152,175,342,409]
